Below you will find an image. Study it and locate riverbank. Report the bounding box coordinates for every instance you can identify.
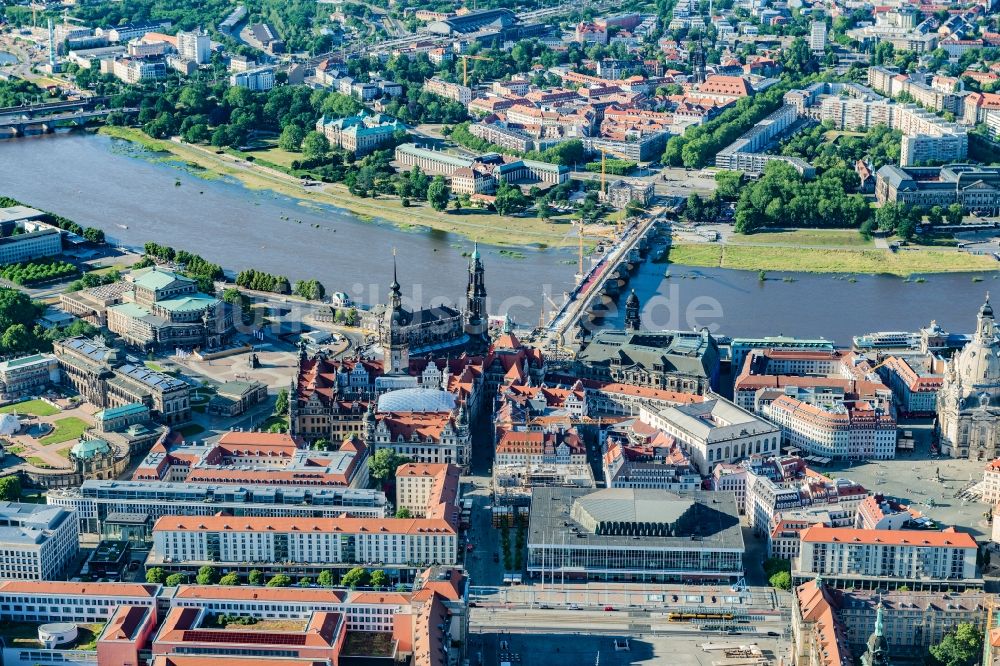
[666,242,999,276]
[98,126,580,249]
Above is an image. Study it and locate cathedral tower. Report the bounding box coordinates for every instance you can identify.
[464,242,489,345]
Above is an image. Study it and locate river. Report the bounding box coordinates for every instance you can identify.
[0,132,996,344]
[0,133,578,324]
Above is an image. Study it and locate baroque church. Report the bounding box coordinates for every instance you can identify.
[937,296,1000,460]
[368,246,490,361]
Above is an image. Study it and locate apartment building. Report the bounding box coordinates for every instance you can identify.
[395,463,460,518]
[745,463,866,534]
[423,77,472,105]
[796,525,979,590]
[112,57,166,83]
[0,503,79,580]
[0,353,59,401]
[176,29,211,64]
[715,104,815,176]
[879,355,943,414]
[981,458,1000,504]
[230,65,275,91]
[149,514,458,574]
[764,396,897,461]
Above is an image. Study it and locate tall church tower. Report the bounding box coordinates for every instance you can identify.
[464,242,488,346]
[625,289,641,331]
[384,254,410,375]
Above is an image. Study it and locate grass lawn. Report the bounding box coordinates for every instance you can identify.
[667,243,1000,275]
[728,229,874,248]
[25,456,51,468]
[145,361,166,372]
[247,141,302,169]
[40,417,91,445]
[176,424,205,437]
[6,445,24,454]
[0,399,59,417]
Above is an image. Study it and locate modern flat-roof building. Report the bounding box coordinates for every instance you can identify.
[0,222,62,266]
[527,487,744,583]
[0,502,79,580]
[230,65,276,91]
[47,479,388,537]
[796,525,980,590]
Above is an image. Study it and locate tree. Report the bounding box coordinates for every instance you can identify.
[274,388,289,416]
[683,193,704,223]
[0,473,20,501]
[248,569,265,585]
[369,448,410,482]
[313,438,331,451]
[369,570,388,589]
[395,507,412,518]
[427,176,450,212]
[279,124,306,152]
[929,622,982,666]
[1,323,33,354]
[945,203,964,225]
[768,570,791,590]
[165,573,187,586]
[714,171,743,199]
[340,566,368,588]
[317,569,337,587]
[927,205,944,226]
[298,576,312,587]
[875,202,908,233]
[267,574,293,587]
[493,180,529,216]
[302,131,330,160]
[196,565,218,585]
[219,573,241,585]
[782,37,816,75]
[83,227,105,243]
[145,567,167,584]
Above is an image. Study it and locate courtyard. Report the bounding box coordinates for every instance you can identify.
[1,402,98,470]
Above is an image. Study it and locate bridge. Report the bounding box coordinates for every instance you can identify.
[543,213,659,347]
[0,96,109,120]
[0,107,137,138]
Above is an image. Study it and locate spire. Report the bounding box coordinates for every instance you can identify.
[390,248,400,294]
[471,241,480,261]
[874,599,884,640]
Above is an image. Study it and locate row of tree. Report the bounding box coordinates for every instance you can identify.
[146,564,392,589]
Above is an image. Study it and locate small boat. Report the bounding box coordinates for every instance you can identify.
[117,224,129,229]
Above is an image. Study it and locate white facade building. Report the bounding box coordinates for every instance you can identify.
[0,503,79,581]
[176,30,212,64]
[639,399,781,475]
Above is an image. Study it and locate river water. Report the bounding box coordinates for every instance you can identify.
[0,52,17,66]
[0,132,996,344]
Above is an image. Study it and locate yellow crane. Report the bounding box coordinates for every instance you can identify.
[460,54,492,87]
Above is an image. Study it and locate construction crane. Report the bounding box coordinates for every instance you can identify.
[460,54,492,87]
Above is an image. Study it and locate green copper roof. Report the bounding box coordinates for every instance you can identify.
[132,268,193,291]
[71,438,110,460]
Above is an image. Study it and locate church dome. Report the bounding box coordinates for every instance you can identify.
[377,388,456,413]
